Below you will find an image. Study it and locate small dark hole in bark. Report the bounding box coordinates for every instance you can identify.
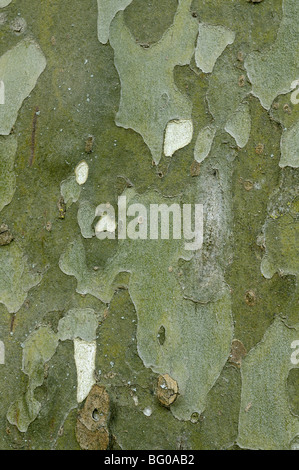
[157,325,166,345]
[92,409,100,421]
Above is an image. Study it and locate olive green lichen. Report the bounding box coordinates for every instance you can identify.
[0,135,17,213]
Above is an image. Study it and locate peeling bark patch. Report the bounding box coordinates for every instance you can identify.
[108,0,198,163]
[74,338,97,403]
[195,24,235,74]
[0,340,4,365]
[60,185,234,421]
[194,125,216,163]
[0,39,46,135]
[58,308,98,403]
[245,0,299,110]
[96,0,133,44]
[290,80,299,105]
[7,326,59,432]
[207,53,250,130]
[0,244,42,313]
[75,160,89,186]
[164,119,193,157]
[157,374,179,407]
[225,103,251,148]
[260,174,299,280]
[60,176,81,208]
[76,385,110,450]
[58,308,99,342]
[280,121,299,168]
[77,200,95,239]
[237,318,299,450]
[0,0,12,7]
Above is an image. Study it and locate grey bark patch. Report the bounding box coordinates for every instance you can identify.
[195,23,235,74]
[7,326,59,432]
[108,0,198,163]
[245,0,299,110]
[0,340,4,364]
[60,176,81,208]
[260,172,299,280]
[237,318,299,450]
[0,39,46,135]
[280,121,299,168]
[0,0,12,7]
[194,125,216,163]
[0,244,42,313]
[225,103,251,148]
[58,308,99,342]
[96,0,133,44]
[77,200,96,239]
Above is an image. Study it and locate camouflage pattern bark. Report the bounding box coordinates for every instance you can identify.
[0,0,298,450]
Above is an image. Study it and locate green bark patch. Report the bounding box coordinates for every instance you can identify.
[0,134,16,212]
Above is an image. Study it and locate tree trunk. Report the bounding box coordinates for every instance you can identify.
[0,0,298,450]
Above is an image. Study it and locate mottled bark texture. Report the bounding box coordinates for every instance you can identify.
[0,0,298,450]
